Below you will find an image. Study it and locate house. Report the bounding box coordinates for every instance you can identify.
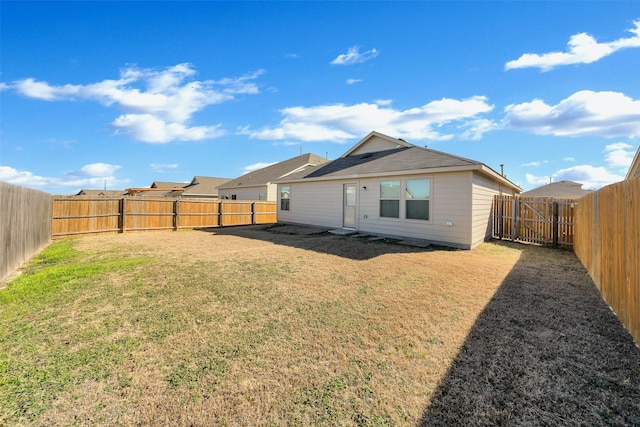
[520,180,592,199]
[177,176,231,198]
[126,177,230,198]
[275,131,521,250]
[218,153,328,201]
[627,145,640,179]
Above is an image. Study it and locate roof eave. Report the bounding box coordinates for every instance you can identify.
[277,163,521,191]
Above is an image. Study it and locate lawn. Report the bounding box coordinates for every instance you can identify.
[1,226,638,426]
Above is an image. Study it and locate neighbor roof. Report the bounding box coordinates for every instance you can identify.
[521,181,592,199]
[177,176,231,197]
[75,189,127,197]
[218,153,329,189]
[151,181,188,188]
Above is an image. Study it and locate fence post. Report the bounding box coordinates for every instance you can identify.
[220,201,224,227]
[552,201,559,248]
[252,202,256,225]
[119,198,126,233]
[174,199,180,231]
[498,197,504,239]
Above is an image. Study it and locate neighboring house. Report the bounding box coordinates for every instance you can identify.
[627,145,640,180]
[176,176,231,199]
[74,189,127,197]
[218,153,329,201]
[275,131,521,249]
[127,177,230,198]
[520,180,592,199]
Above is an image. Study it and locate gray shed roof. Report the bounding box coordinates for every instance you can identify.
[521,181,592,199]
[218,153,329,189]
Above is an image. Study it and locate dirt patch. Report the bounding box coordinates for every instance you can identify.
[7,227,639,425]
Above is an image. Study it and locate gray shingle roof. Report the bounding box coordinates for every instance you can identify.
[151,181,188,188]
[280,146,480,180]
[218,153,329,189]
[521,181,592,199]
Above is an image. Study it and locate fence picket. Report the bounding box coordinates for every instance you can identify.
[492,195,575,247]
[52,197,277,238]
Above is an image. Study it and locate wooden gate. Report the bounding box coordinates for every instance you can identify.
[493,196,576,248]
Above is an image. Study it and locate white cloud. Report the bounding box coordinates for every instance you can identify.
[521,161,541,167]
[527,165,625,190]
[506,20,640,71]
[0,164,129,193]
[150,163,179,173]
[346,78,362,85]
[525,173,551,187]
[69,163,121,177]
[604,142,635,169]
[331,46,379,65]
[112,113,225,143]
[242,96,495,143]
[503,90,640,138]
[6,63,262,143]
[241,162,277,174]
[564,157,576,162]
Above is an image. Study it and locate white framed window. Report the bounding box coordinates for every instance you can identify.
[378,178,431,221]
[280,185,290,211]
[405,179,430,220]
[379,180,400,218]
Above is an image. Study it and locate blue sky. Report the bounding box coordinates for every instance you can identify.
[1,1,639,194]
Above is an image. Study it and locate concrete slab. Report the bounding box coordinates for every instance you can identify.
[267,225,330,235]
[328,228,358,236]
[398,239,432,248]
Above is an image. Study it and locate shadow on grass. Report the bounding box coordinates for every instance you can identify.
[420,245,640,426]
[193,224,456,261]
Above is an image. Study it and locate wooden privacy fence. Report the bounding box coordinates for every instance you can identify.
[492,196,576,248]
[574,177,639,345]
[1,182,53,282]
[52,197,277,238]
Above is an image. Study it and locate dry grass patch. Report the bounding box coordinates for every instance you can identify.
[1,227,638,426]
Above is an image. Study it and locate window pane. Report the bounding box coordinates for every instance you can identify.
[345,185,356,207]
[380,180,400,199]
[281,199,290,211]
[406,200,429,220]
[380,200,399,218]
[280,185,290,199]
[406,179,430,199]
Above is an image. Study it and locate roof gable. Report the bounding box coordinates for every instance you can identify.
[218,153,328,189]
[341,131,412,158]
[626,145,640,180]
[283,146,480,179]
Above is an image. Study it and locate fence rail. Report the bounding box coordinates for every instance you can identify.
[52,197,277,238]
[574,177,639,345]
[493,195,576,247]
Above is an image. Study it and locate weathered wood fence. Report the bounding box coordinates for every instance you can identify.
[1,182,53,282]
[574,177,640,345]
[52,197,277,238]
[492,196,576,248]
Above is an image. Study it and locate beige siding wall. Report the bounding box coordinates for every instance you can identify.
[279,171,477,248]
[219,185,271,201]
[349,135,402,155]
[470,172,516,248]
[278,181,343,228]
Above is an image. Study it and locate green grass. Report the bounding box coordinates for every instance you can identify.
[0,240,150,422]
[3,232,634,426]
